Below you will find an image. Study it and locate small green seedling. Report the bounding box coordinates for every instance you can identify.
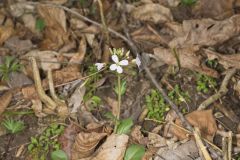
[145,89,170,121]
[168,85,190,105]
[2,118,25,134]
[206,59,218,69]
[196,74,217,93]
[51,150,68,160]
[36,18,45,32]
[28,124,65,160]
[0,56,22,81]
[124,144,145,160]
[181,0,197,5]
[104,112,134,135]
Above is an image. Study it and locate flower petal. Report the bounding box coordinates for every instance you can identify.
[136,56,141,68]
[95,63,105,71]
[116,66,123,74]
[110,64,118,71]
[111,55,119,63]
[119,60,128,66]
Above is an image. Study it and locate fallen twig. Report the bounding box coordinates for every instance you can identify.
[198,68,236,110]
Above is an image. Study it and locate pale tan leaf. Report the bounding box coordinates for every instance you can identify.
[169,110,217,141]
[71,132,107,159]
[132,3,173,24]
[0,91,12,115]
[25,50,61,71]
[131,125,148,145]
[70,37,87,64]
[31,99,47,117]
[0,18,14,46]
[192,0,234,20]
[37,5,69,50]
[91,134,129,160]
[106,97,118,118]
[169,15,240,48]
[153,46,219,77]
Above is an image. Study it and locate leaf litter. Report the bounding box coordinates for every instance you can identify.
[0,0,240,160]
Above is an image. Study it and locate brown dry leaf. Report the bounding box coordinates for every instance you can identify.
[131,125,148,145]
[192,0,234,20]
[169,110,217,141]
[169,15,240,48]
[0,17,14,46]
[153,46,219,77]
[22,66,81,99]
[69,84,86,114]
[4,36,34,54]
[204,49,240,69]
[25,50,61,71]
[131,3,173,24]
[90,134,129,160]
[59,123,82,159]
[71,132,107,159]
[0,91,12,115]
[8,72,33,88]
[148,132,167,148]
[37,5,69,50]
[70,36,87,64]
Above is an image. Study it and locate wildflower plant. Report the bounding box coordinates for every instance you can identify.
[95,48,140,133]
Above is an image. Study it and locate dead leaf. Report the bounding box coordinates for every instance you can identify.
[69,84,86,114]
[37,5,69,50]
[192,0,234,20]
[204,49,240,69]
[25,50,61,71]
[169,15,240,48]
[22,14,37,33]
[148,132,168,148]
[90,134,129,160]
[4,36,34,54]
[169,110,217,141]
[59,123,82,159]
[0,17,14,46]
[22,66,81,100]
[71,132,107,159]
[132,3,173,24]
[106,97,118,118]
[154,140,200,160]
[8,72,33,88]
[70,36,87,64]
[153,46,219,77]
[0,91,12,115]
[131,125,148,145]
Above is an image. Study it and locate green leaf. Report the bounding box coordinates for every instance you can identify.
[2,118,25,134]
[124,144,145,160]
[181,0,197,5]
[116,118,133,134]
[36,18,45,31]
[114,80,127,96]
[51,150,68,160]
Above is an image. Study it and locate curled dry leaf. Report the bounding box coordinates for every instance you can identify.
[31,99,47,117]
[25,50,61,71]
[0,91,12,115]
[169,15,240,48]
[59,123,82,159]
[154,140,200,160]
[70,36,87,64]
[131,3,173,24]
[131,125,148,145]
[90,134,129,160]
[69,84,86,114]
[168,110,217,141]
[71,132,107,159]
[192,0,234,20]
[0,16,14,46]
[148,132,167,148]
[22,66,81,99]
[153,46,219,77]
[37,5,69,50]
[204,49,240,69]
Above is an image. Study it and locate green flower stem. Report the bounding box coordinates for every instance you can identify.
[114,74,121,133]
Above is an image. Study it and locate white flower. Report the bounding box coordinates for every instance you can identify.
[95,63,105,71]
[136,55,141,68]
[110,54,128,74]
